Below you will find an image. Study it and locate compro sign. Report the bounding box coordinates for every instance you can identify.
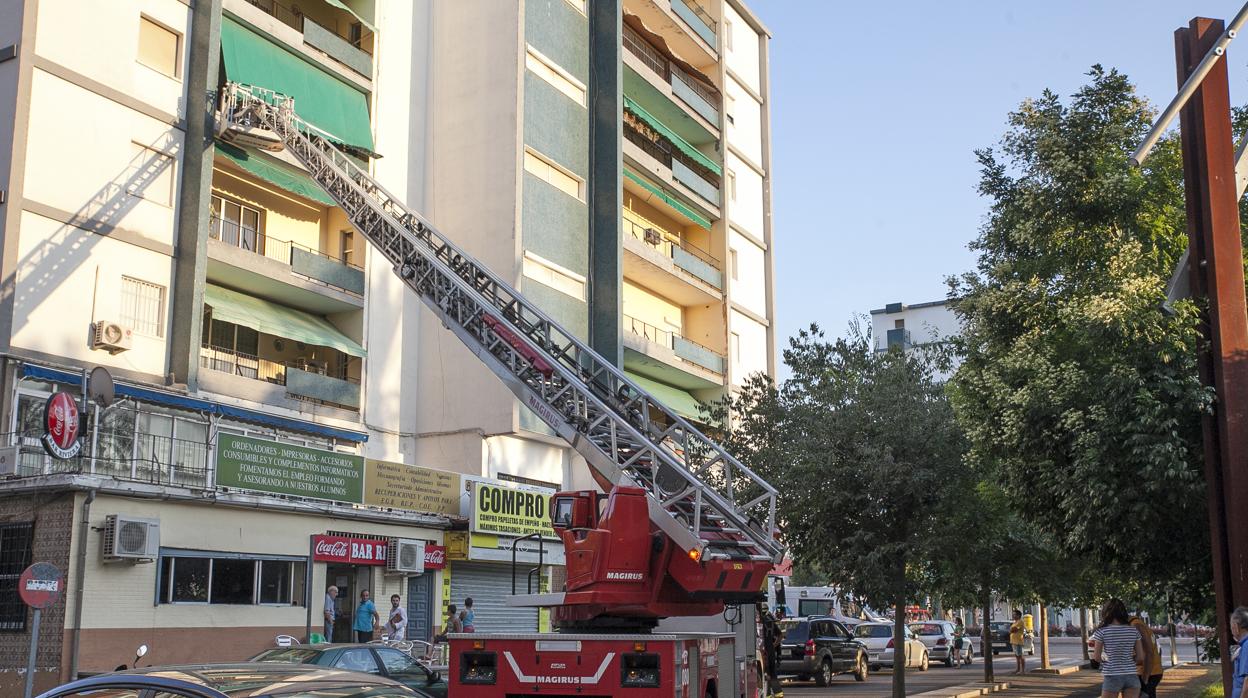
[471,481,556,538]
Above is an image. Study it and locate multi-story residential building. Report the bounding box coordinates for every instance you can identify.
[0,0,774,691]
[870,299,960,353]
[409,0,776,494]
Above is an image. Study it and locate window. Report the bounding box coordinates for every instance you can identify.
[522,251,586,301]
[210,195,263,253]
[137,16,180,78]
[120,276,165,337]
[724,18,733,51]
[731,332,741,365]
[526,46,587,106]
[727,170,737,202]
[129,143,175,206]
[729,249,739,280]
[377,648,426,677]
[340,229,356,267]
[895,319,905,329]
[159,553,306,606]
[725,94,735,126]
[335,648,380,673]
[0,523,34,630]
[523,149,584,201]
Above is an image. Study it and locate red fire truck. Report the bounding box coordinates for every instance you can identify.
[220,83,785,698]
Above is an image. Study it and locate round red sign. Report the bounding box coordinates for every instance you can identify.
[41,392,82,460]
[18,562,63,609]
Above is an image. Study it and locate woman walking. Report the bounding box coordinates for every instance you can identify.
[1090,599,1144,698]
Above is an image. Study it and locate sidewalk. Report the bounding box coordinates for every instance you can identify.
[914,663,1218,698]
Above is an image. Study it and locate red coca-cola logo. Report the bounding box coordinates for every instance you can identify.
[315,540,348,557]
[424,545,446,569]
[41,392,82,460]
[311,535,387,565]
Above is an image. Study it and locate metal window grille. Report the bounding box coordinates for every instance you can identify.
[120,276,165,337]
[0,522,34,630]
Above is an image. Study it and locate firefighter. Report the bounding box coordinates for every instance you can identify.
[759,603,783,698]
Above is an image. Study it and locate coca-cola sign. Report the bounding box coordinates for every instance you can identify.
[41,392,82,460]
[311,535,388,565]
[423,544,447,570]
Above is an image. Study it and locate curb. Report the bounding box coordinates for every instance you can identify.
[1031,663,1086,675]
[912,680,1010,697]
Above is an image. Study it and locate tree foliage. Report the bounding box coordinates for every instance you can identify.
[949,66,1213,612]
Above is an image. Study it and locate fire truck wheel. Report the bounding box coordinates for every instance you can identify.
[854,655,868,682]
[815,659,833,687]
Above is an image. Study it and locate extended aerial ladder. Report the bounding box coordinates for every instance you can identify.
[218,84,782,627]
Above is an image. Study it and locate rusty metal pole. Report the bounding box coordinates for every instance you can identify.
[1175,17,1248,696]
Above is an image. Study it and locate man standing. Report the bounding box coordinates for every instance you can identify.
[1009,609,1027,675]
[355,589,379,643]
[1231,607,1248,698]
[384,594,408,641]
[323,586,338,643]
[758,603,783,698]
[1130,613,1162,698]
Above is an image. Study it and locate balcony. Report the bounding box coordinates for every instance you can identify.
[200,344,361,411]
[623,111,721,210]
[240,0,374,78]
[623,216,722,306]
[672,0,717,49]
[884,328,912,352]
[209,216,365,302]
[623,315,726,388]
[623,23,720,129]
[11,428,211,489]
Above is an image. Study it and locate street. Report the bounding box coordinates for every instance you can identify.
[780,638,1205,696]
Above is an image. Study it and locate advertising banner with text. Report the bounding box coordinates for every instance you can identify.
[363,459,461,515]
[216,434,364,503]
[470,480,556,538]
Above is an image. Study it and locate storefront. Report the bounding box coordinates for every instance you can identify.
[442,476,565,634]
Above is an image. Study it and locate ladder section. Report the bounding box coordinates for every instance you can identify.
[218,84,783,564]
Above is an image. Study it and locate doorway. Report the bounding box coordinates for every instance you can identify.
[327,564,374,642]
[407,573,434,643]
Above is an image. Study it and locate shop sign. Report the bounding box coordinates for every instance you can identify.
[445,531,470,560]
[363,459,461,515]
[312,534,388,565]
[470,481,556,538]
[41,392,82,460]
[467,531,565,566]
[423,544,447,570]
[216,434,364,503]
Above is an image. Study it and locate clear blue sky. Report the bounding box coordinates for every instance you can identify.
[755,0,1246,350]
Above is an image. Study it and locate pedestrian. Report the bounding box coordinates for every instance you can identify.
[1009,609,1027,675]
[758,603,784,698]
[384,594,408,641]
[1129,612,1162,698]
[463,597,476,632]
[1230,606,1248,698]
[354,589,379,643]
[322,585,338,643]
[952,616,967,668]
[1091,598,1143,698]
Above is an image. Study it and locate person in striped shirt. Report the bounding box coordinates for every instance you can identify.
[1090,598,1143,698]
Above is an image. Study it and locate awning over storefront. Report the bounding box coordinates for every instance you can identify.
[624,95,721,176]
[214,142,336,206]
[624,371,705,422]
[204,284,366,357]
[623,169,711,230]
[20,364,368,442]
[220,17,375,152]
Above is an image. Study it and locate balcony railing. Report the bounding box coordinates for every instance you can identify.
[243,0,372,54]
[210,217,365,295]
[200,344,362,410]
[10,429,211,489]
[624,217,722,289]
[242,0,374,77]
[623,24,720,123]
[672,0,717,48]
[623,115,721,203]
[624,315,726,376]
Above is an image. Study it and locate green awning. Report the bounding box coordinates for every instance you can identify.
[625,371,705,423]
[624,169,711,230]
[215,142,336,206]
[205,284,366,357]
[624,95,721,176]
[221,17,374,152]
[323,0,377,33]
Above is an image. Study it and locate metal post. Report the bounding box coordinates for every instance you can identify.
[1039,604,1050,670]
[23,607,41,698]
[1175,17,1248,696]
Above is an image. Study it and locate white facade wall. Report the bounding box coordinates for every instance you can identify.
[725,150,764,238]
[728,229,766,317]
[870,301,960,351]
[722,4,760,95]
[725,75,763,166]
[730,308,767,383]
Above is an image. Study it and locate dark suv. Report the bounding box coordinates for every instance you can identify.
[776,616,868,687]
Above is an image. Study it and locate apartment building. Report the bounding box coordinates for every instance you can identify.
[870,300,960,353]
[410,0,777,493]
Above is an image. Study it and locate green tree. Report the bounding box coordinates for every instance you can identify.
[949,66,1213,610]
[719,320,965,698]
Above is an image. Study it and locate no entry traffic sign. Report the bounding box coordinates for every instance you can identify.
[19,562,63,609]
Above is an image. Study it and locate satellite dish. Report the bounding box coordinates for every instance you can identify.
[88,367,115,407]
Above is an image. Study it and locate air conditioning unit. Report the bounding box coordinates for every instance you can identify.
[386,538,425,575]
[0,446,19,477]
[101,514,159,562]
[91,321,133,354]
[643,228,663,246]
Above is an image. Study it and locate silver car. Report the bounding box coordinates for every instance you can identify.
[854,622,929,671]
[908,620,976,667]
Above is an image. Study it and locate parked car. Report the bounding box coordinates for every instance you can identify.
[776,616,869,686]
[251,644,446,698]
[988,620,1014,655]
[908,621,976,667]
[853,621,929,671]
[36,664,420,698]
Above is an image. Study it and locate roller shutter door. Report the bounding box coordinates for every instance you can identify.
[449,562,538,633]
